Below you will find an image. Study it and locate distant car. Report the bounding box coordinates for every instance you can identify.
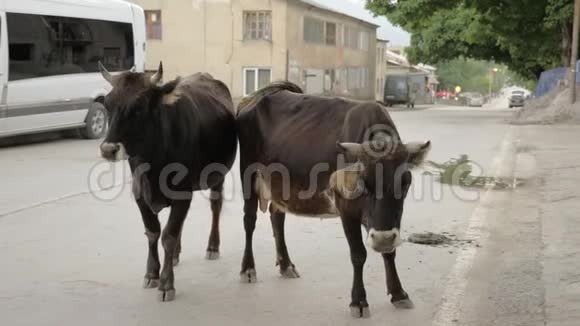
[509,91,526,108]
[458,92,485,107]
[383,74,421,108]
[436,91,456,99]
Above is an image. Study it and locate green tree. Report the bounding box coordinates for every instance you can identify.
[366,0,572,80]
[436,59,504,94]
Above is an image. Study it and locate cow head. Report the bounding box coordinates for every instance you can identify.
[331,133,431,253]
[98,62,181,162]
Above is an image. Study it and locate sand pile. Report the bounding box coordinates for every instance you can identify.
[512,85,580,124]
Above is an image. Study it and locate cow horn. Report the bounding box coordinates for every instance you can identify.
[98,61,113,85]
[337,142,365,158]
[150,61,163,85]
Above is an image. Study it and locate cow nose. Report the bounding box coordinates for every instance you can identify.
[100,142,120,159]
[367,228,402,253]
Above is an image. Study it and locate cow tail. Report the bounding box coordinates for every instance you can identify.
[237,81,303,112]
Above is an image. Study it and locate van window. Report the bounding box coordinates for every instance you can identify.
[7,13,134,81]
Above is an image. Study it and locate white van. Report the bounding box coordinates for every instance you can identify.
[0,0,145,139]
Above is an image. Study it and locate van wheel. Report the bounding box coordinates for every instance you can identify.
[80,102,108,139]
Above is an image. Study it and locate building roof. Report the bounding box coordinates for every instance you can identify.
[386,49,411,67]
[415,63,437,72]
[298,0,380,28]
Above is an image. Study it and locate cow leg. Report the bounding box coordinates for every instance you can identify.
[136,199,161,289]
[340,214,370,318]
[240,175,258,283]
[158,199,191,302]
[206,182,223,260]
[269,204,299,278]
[382,251,414,309]
[172,225,183,267]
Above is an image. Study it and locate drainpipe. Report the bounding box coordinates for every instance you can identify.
[286,50,290,81]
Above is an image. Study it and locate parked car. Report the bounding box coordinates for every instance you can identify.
[458,92,485,107]
[0,0,146,139]
[509,91,526,108]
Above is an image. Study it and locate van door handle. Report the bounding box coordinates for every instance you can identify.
[64,98,71,102]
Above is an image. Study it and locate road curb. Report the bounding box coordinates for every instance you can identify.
[433,126,518,325]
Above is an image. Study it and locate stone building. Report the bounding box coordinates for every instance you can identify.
[129,0,379,100]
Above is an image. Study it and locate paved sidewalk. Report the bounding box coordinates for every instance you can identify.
[518,124,580,326]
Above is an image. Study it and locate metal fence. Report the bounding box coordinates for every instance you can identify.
[535,61,580,97]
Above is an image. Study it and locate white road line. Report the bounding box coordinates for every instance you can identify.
[432,127,517,325]
[0,181,129,219]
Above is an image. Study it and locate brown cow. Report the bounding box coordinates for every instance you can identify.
[98,62,237,302]
[236,81,430,318]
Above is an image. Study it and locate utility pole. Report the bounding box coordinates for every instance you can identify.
[489,69,492,99]
[489,68,498,99]
[569,0,580,104]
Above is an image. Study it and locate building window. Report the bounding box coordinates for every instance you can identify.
[325,22,336,46]
[304,16,323,43]
[359,31,369,51]
[244,11,272,41]
[346,66,369,90]
[336,24,343,46]
[145,10,162,40]
[362,66,369,88]
[347,67,358,90]
[244,67,272,96]
[343,25,359,49]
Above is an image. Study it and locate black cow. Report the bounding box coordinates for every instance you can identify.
[236,81,430,317]
[98,62,237,301]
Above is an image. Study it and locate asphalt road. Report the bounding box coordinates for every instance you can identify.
[0,104,530,326]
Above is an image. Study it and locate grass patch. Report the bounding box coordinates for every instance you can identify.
[425,155,525,190]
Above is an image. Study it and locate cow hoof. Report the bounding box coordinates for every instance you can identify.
[392,298,414,309]
[172,257,180,267]
[240,269,258,283]
[205,250,220,260]
[142,277,159,289]
[280,265,300,279]
[349,305,371,318]
[157,289,176,302]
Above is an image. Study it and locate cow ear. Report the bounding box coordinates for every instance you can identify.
[406,141,431,166]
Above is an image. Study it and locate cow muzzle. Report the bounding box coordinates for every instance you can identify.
[367,228,402,253]
[100,142,129,161]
